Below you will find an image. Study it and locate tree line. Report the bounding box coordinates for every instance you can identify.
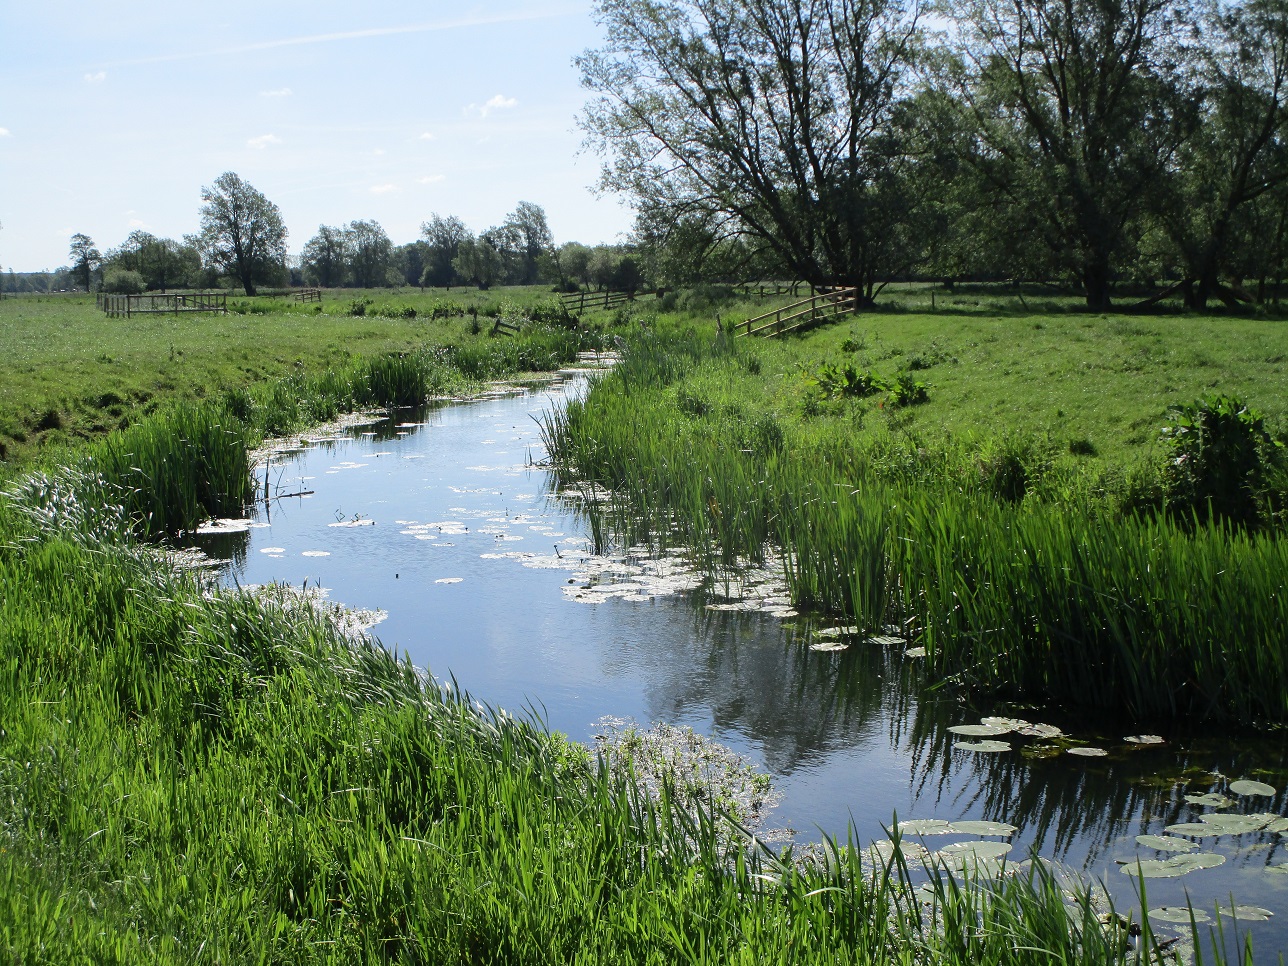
[580,0,1288,310]
[11,173,645,298]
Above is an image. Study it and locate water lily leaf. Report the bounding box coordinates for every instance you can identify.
[898,819,955,836]
[1148,907,1211,925]
[1121,853,1225,878]
[1222,905,1274,922]
[1198,813,1270,835]
[1067,747,1108,757]
[866,839,929,863]
[903,647,927,658]
[1135,835,1199,853]
[1230,779,1277,797]
[948,724,1011,738]
[1015,722,1063,739]
[1184,793,1231,808]
[935,840,1012,863]
[867,634,904,646]
[1165,822,1221,837]
[981,716,1027,731]
[1264,817,1288,834]
[1124,734,1165,745]
[948,820,1018,837]
[954,740,1012,753]
[1265,862,1288,876]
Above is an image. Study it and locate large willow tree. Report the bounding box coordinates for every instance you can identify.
[578,0,923,299]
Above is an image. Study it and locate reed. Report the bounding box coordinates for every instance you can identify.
[0,479,1210,963]
[544,336,1288,722]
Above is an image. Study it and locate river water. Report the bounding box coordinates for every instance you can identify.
[196,368,1288,960]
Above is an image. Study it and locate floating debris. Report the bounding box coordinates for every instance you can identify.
[260,547,286,554]
[434,577,463,585]
[301,550,330,557]
[329,519,376,528]
[194,517,269,534]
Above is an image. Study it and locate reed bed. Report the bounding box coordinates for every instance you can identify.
[544,334,1288,723]
[0,478,1207,963]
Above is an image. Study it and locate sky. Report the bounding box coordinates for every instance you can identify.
[0,0,635,272]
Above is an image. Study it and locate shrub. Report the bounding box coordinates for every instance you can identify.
[102,268,147,295]
[348,297,373,317]
[1161,394,1283,527]
[887,372,929,407]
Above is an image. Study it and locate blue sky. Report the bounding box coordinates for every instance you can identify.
[0,1,634,272]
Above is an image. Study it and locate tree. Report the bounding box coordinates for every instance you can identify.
[420,214,470,287]
[197,172,288,296]
[394,241,428,288]
[106,231,200,292]
[504,201,555,284]
[453,236,505,289]
[945,0,1195,309]
[578,0,924,300]
[1151,0,1288,308]
[301,225,348,287]
[68,233,101,292]
[344,220,393,289]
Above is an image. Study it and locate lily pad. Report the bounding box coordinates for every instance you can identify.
[1148,906,1211,925]
[898,819,955,836]
[866,839,929,864]
[1164,822,1221,837]
[948,724,1011,738]
[981,716,1027,731]
[1265,862,1288,876]
[1229,779,1277,797]
[1184,793,1231,808]
[1135,835,1199,853]
[1124,734,1165,745]
[954,740,1012,753]
[1067,747,1108,758]
[949,820,1018,837]
[1222,905,1274,922]
[867,634,905,646]
[1197,813,1272,835]
[934,840,1012,867]
[1121,853,1225,878]
[1015,722,1063,739]
[904,647,927,658]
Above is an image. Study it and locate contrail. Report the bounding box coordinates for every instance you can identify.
[93,8,581,69]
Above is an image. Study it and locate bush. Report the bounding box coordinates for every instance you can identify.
[1161,394,1283,527]
[102,268,146,295]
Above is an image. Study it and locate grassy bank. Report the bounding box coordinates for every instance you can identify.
[544,326,1288,723]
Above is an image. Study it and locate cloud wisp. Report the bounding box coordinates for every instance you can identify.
[93,10,580,70]
[468,94,518,118]
[84,71,107,84]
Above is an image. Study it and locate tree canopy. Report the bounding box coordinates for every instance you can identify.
[197,172,287,296]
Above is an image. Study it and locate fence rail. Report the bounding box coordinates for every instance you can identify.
[295,288,322,304]
[738,287,858,338]
[559,289,661,315]
[98,292,228,318]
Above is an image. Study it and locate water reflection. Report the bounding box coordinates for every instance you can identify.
[191,377,1288,959]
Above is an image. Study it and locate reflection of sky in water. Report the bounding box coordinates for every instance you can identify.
[196,373,1288,960]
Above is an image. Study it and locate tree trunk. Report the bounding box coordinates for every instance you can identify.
[1082,259,1112,311]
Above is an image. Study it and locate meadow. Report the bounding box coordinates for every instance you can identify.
[0,285,1272,961]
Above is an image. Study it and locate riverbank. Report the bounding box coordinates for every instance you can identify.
[544,323,1288,723]
[0,292,1258,961]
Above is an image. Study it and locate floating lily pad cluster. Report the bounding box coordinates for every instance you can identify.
[947,716,1065,754]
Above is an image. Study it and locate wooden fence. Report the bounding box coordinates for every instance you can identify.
[295,288,322,304]
[738,287,858,337]
[99,293,228,318]
[559,289,661,315]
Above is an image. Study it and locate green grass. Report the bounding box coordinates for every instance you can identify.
[0,476,1212,964]
[543,326,1288,722]
[0,287,576,464]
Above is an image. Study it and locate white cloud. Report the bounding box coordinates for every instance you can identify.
[418,131,435,140]
[370,184,398,194]
[467,94,518,118]
[260,87,293,97]
[0,127,10,137]
[417,175,446,185]
[247,134,282,149]
[84,71,107,84]
[128,218,149,229]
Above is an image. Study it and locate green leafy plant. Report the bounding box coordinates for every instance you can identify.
[1161,394,1283,527]
[808,361,885,398]
[888,372,929,407]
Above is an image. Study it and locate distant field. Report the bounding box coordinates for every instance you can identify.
[0,287,565,462]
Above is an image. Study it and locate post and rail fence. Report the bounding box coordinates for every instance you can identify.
[558,289,662,316]
[294,288,322,304]
[737,287,859,338]
[98,292,228,318]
